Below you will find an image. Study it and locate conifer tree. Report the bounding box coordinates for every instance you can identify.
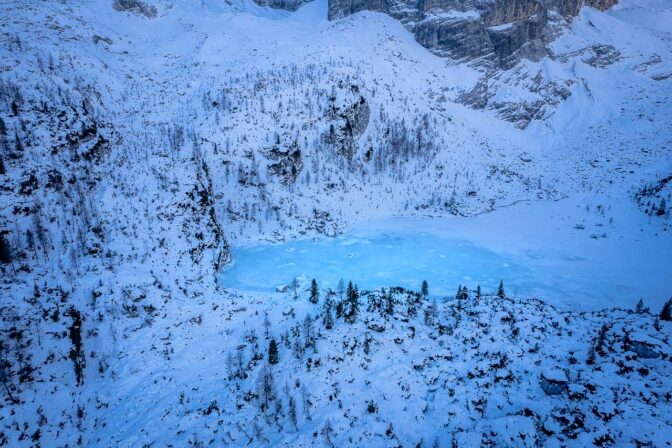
[66,307,85,386]
[635,298,648,314]
[263,312,271,340]
[497,280,505,299]
[323,295,334,329]
[660,298,672,321]
[345,281,359,323]
[383,288,394,317]
[475,285,481,299]
[0,155,5,175]
[268,338,279,365]
[335,299,344,320]
[309,279,319,304]
[421,280,429,298]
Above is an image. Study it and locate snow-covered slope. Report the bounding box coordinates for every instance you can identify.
[0,0,671,445]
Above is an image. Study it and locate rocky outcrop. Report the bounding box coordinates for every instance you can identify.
[112,0,158,18]
[328,0,617,68]
[253,0,313,11]
[266,140,304,184]
[322,93,371,159]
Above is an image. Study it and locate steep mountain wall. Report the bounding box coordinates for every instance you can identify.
[328,0,617,68]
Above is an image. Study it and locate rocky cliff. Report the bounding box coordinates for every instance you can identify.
[328,0,618,68]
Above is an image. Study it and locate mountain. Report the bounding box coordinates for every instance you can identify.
[0,0,670,446]
[328,0,618,68]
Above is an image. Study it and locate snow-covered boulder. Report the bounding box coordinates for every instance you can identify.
[629,332,662,359]
[540,368,568,395]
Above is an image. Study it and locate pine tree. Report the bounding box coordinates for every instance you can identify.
[345,281,359,323]
[0,155,5,175]
[309,279,319,304]
[635,298,648,314]
[268,338,279,365]
[421,280,429,298]
[660,298,672,321]
[335,299,344,320]
[384,288,394,317]
[497,280,505,299]
[475,285,481,299]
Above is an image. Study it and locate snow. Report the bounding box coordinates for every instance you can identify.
[542,368,568,383]
[222,199,672,309]
[0,0,671,445]
[488,22,515,32]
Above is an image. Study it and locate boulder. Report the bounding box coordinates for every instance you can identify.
[629,332,662,359]
[540,368,568,395]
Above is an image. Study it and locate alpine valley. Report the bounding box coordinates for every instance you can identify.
[0,0,671,446]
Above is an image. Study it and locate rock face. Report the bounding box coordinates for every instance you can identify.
[328,0,618,68]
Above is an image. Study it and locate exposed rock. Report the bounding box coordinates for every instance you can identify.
[367,323,386,332]
[112,0,158,18]
[628,332,662,359]
[556,44,622,67]
[252,0,313,11]
[265,140,304,184]
[322,93,370,159]
[461,67,575,128]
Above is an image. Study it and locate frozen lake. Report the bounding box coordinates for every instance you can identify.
[222,232,529,297]
[220,211,671,309]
